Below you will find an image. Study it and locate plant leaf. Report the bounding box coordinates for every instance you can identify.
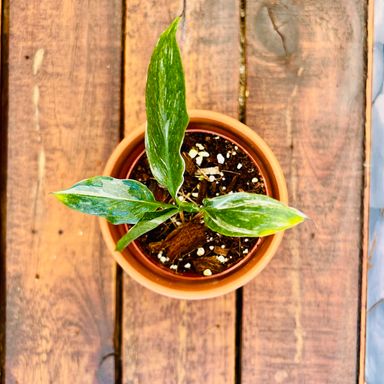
[202,192,306,237]
[116,207,179,251]
[178,201,200,213]
[53,176,172,224]
[145,17,189,199]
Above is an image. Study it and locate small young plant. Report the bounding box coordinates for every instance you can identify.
[54,17,306,253]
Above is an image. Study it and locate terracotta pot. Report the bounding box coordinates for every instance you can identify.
[99,110,287,299]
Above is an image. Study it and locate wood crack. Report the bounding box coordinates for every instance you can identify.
[98,352,116,369]
[266,6,288,57]
[368,298,384,313]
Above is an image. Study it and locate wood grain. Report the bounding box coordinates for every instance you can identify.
[123,1,240,382]
[5,1,121,382]
[0,0,7,381]
[242,1,366,382]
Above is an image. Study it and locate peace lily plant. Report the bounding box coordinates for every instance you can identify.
[54,18,306,257]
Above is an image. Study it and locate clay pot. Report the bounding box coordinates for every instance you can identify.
[99,110,287,299]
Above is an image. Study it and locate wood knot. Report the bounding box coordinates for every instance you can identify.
[254,2,299,63]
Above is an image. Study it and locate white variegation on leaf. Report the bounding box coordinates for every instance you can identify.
[145,17,189,200]
[53,176,173,224]
[202,192,307,237]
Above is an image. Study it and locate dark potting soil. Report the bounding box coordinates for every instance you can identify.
[129,131,266,277]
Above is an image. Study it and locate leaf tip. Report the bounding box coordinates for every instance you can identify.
[51,191,65,202]
[294,208,309,222]
[170,16,181,30]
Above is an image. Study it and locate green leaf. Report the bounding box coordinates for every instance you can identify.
[116,207,179,251]
[53,176,173,224]
[202,192,306,237]
[178,201,200,213]
[145,17,189,200]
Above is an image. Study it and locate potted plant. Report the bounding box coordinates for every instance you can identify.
[54,17,306,299]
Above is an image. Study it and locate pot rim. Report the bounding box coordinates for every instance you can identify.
[99,109,288,299]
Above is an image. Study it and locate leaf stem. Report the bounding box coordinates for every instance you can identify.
[178,201,200,213]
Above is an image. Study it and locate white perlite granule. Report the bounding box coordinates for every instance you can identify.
[217,153,225,164]
[197,247,205,256]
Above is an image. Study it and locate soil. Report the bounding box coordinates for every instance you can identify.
[129,131,266,277]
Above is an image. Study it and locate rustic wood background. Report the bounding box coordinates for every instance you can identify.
[0,0,368,383]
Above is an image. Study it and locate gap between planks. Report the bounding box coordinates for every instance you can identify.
[235,1,247,384]
[114,0,127,383]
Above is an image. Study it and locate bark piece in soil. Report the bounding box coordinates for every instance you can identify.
[149,221,207,263]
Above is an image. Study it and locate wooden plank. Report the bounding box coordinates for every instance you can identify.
[0,0,7,381]
[5,1,121,382]
[360,0,374,381]
[365,0,384,382]
[242,1,367,382]
[123,1,239,382]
